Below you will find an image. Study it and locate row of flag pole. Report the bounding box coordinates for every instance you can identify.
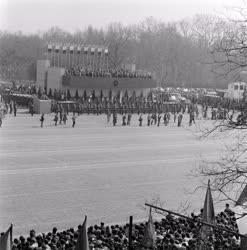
[1,180,247,250]
[46,44,109,69]
[47,45,109,55]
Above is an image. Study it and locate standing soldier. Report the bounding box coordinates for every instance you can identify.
[147,113,151,126]
[13,103,17,116]
[122,114,126,126]
[157,113,161,127]
[167,112,170,124]
[59,111,63,124]
[5,103,8,114]
[9,102,13,114]
[107,110,111,123]
[54,113,58,126]
[0,113,2,127]
[63,113,67,125]
[127,113,132,126]
[178,113,183,127]
[189,111,195,126]
[72,114,76,128]
[40,113,44,128]
[30,103,34,116]
[139,114,143,126]
[203,106,208,119]
[164,113,168,126]
[173,112,177,123]
[113,112,117,126]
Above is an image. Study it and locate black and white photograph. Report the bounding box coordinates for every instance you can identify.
[1,0,247,249]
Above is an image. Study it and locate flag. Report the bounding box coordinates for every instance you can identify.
[75,216,89,250]
[236,183,247,206]
[70,46,74,54]
[142,208,156,248]
[62,46,67,54]
[200,180,215,248]
[0,224,12,250]
[84,47,88,55]
[77,46,81,54]
[202,180,215,224]
[90,48,95,56]
[48,44,53,53]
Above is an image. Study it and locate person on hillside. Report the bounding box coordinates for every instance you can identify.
[40,113,44,128]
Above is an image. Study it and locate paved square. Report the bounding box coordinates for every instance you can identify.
[0,112,228,236]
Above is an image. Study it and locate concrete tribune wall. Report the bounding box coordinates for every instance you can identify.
[36,60,50,89]
[47,67,65,90]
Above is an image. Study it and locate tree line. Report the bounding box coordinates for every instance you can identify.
[0,14,243,88]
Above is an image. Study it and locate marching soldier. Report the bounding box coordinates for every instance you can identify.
[13,103,17,116]
[157,113,161,127]
[40,113,44,128]
[59,111,63,124]
[72,114,76,128]
[113,112,117,126]
[54,113,58,126]
[30,103,34,116]
[178,113,183,127]
[147,113,151,126]
[189,111,195,126]
[63,113,67,125]
[122,114,126,126]
[127,113,132,126]
[139,114,143,126]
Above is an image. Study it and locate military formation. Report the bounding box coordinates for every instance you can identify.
[1,84,247,129]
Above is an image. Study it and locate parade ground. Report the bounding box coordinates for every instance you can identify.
[0,111,232,236]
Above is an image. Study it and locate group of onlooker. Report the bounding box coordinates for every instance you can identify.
[7,204,240,250]
[64,67,152,79]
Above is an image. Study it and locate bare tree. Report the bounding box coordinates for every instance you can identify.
[105,23,133,69]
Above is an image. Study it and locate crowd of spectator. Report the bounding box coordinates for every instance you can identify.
[64,67,152,79]
[8,204,240,250]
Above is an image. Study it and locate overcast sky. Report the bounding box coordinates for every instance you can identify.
[0,0,242,33]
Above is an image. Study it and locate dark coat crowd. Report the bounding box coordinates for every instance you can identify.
[7,205,240,250]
